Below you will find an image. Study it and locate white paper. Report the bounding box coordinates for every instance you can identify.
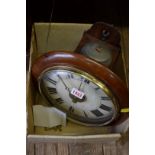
[33,105,66,128]
[71,88,85,99]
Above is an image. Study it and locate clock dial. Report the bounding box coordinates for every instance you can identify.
[81,42,113,66]
[39,67,118,126]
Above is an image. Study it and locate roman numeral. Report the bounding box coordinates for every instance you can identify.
[84,79,90,84]
[91,109,104,117]
[55,98,64,104]
[44,76,57,85]
[67,73,74,79]
[100,104,112,112]
[101,96,111,100]
[47,87,57,94]
[80,77,84,80]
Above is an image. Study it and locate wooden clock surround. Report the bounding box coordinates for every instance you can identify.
[32,51,129,125]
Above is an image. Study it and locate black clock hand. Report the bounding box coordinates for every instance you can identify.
[78,81,83,90]
[57,74,86,103]
[78,80,86,92]
[57,74,70,92]
[57,74,78,102]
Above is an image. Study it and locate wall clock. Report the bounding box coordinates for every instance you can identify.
[32,51,128,126]
[75,22,121,68]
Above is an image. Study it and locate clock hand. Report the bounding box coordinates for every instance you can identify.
[70,81,87,103]
[66,78,76,89]
[78,81,86,93]
[57,74,76,102]
[57,74,70,92]
[78,81,83,90]
[57,74,86,103]
[57,74,78,102]
[78,77,86,90]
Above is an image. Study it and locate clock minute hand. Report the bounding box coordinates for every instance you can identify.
[57,74,70,92]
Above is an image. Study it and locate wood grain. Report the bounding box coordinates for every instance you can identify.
[35,143,44,155]
[27,142,35,155]
[44,143,57,155]
[27,134,121,144]
[69,143,103,155]
[57,143,69,155]
[103,143,118,155]
[26,142,128,155]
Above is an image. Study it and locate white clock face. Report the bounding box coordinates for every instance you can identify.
[39,67,118,126]
[80,42,112,66]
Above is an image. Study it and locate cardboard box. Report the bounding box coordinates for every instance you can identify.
[26,23,129,154]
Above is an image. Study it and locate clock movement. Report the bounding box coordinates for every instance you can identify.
[32,51,129,126]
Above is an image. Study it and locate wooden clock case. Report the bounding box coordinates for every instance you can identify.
[32,51,128,125]
[75,22,121,68]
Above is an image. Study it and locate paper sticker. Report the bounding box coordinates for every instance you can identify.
[71,88,85,99]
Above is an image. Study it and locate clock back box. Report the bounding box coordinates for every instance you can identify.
[27,23,128,146]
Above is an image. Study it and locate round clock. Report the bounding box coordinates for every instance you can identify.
[32,51,129,126]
